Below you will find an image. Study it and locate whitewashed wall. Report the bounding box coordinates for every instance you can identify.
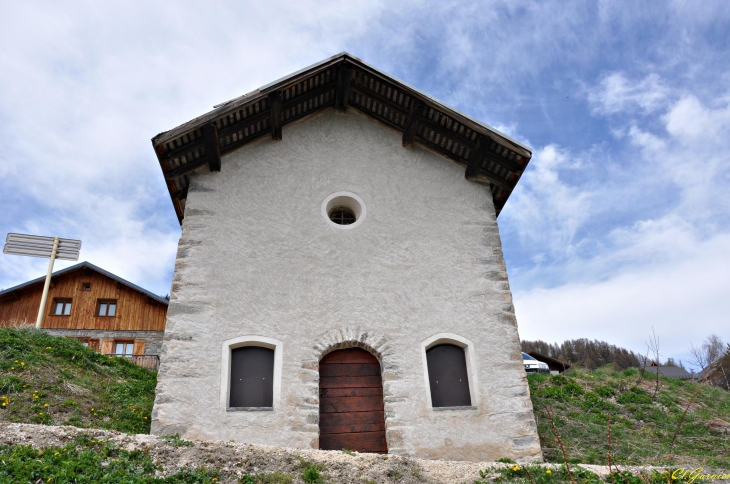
[151,110,542,462]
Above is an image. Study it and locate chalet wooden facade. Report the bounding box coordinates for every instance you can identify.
[0,262,168,368]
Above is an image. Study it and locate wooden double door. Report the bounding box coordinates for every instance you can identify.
[318,348,388,454]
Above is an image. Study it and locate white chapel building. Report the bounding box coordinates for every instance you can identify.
[150,53,542,462]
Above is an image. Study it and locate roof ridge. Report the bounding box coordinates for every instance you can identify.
[0,261,168,305]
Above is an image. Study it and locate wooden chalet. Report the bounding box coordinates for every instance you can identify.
[0,262,168,369]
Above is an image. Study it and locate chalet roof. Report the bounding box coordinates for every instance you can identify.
[646,366,693,380]
[527,352,572,371]
[151,52,533,224]
[0,262,169,305]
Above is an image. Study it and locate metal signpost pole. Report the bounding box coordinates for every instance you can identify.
[3,233,81,329]
[36,236,60,329]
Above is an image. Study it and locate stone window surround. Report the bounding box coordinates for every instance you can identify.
[220,335,283,411]
[420,333,479,411]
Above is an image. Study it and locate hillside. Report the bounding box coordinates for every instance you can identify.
[2,328,730,480]
[0,327,155,433]
[528,369,730,468]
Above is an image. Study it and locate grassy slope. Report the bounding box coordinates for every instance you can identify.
[528,368,730,468]
[0,328,155,433]
[2,328,730,470]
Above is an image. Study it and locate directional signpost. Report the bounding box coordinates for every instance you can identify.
[3,233,82,328]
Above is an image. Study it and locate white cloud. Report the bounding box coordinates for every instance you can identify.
[506,145,593,260]
[515,230,730,368]
[508,75,730,363]
[588,73,670,115]
[0,1,388,294]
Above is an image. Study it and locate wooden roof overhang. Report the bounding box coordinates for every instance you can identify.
[151,53,533,224]
[0,262,169,306]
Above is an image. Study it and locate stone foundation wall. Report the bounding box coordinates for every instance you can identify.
[45,329,164,355]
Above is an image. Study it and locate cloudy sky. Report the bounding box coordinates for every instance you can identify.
[1,1,728,368]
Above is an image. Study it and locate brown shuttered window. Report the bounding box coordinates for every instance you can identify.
[230,346,274,408]
[426,344,472,407]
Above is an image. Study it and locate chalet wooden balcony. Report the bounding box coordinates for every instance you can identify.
[111,354,160,371]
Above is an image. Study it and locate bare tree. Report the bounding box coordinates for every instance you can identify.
[689,334,726,370]
[646,328,661,398]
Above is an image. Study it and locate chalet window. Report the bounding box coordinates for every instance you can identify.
[52,300,72,315]
[74,337,100,351]
[97,300,117,317]
[426,344,472,408]
[230,346,274,408]
[115,341,134,357]
[82,283,91,291]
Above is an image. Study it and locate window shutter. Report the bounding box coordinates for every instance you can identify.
[133,339,146,355]
[100,339,114,355]
[230,347,274,407]
[426,344,472,407]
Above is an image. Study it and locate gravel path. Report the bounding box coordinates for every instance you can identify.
[0,423,673,483]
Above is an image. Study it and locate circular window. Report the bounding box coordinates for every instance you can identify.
[321,192,366,230]
[329,206,356,225]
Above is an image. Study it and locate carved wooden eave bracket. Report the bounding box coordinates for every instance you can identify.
[151,53,532,225]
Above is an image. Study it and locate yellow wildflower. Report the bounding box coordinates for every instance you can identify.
[546,469,552,475]
[39,412,43,415]
[10,367,14,370]
[34,395,39,399]
[211,479,218,483]
[21,362,25,366]
[44,403,49,407]
[14,360,18,362]
[54,452,60,456]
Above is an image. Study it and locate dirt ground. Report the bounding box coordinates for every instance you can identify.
[0,423,670,483]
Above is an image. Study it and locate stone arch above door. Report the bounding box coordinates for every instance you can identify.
[298,326,407,454]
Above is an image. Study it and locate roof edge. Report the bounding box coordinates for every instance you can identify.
[152,52,532,157]
[0,262,169,306]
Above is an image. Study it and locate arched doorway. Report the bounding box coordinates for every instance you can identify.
[319,347,387,454]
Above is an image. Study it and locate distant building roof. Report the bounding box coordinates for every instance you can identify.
[0,261,168,305]
[646,366,693,380]
[528,352,571,372]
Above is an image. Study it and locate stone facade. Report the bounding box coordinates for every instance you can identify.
[45,329,164,356]
[152,110,542,462]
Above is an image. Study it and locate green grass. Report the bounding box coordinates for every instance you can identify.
[0,327,156,433]
[474,463,695,484]
[3,328,730,471]
[296,457,324,483]
[0,437,218,483]
[529,368,730,468]
[239,472,294,483]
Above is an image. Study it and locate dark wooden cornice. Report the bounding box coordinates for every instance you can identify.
[269,91,283,141]
[402,100,423,148]
[203,123,221,172]
[151,53,532,224]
